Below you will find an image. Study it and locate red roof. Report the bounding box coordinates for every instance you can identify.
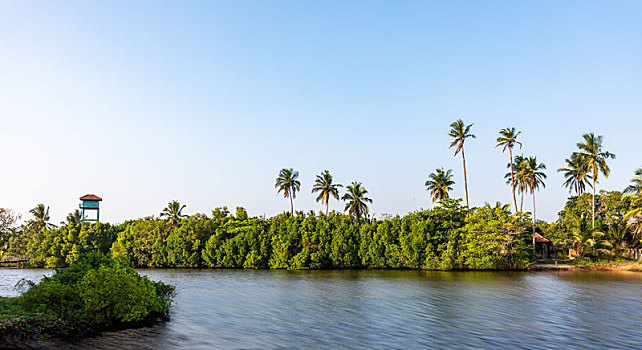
[80,194,102,201]
[534,233,551,243]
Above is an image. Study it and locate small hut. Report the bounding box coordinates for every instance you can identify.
[534,233,552,258]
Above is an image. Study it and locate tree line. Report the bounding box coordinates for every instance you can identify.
[1,120,640,269]
[2,200,532,270]
[273,120,618,255]
[2,162,640,269]
[1,170,640,269]
[275,168,372,222]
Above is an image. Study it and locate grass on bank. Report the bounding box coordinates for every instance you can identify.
[0,297,32,320]
[0,296,66,341]
[535,257,642,271]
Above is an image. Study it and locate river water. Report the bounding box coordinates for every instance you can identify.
[2,268,642,349]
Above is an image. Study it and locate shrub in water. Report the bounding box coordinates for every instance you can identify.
[19,252,174,326]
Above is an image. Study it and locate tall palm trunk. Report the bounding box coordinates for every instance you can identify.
[509,148,518,213]
[592,174,596,228]
[290,194,294,216]
[462,148,469,207]
[532,191,536,254]
[520,191,524,213]
[325,193,329,216]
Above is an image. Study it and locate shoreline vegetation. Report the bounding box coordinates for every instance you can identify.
[0,126,640,272]
[530,259,642,272]
[0,125,640,342]
[1,189,640,271]
[6,200,535,271]
[0,253,174,344]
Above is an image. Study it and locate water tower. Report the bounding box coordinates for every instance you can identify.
[79,194,102,222]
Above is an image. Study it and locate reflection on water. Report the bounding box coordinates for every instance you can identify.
[2,269,642,349]
[0,269,53,297]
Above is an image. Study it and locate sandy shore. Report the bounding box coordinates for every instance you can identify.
[530,262,642,272]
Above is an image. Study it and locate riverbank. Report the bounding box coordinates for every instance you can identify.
[5,260,642,273]
[530,260,642,272]
[0,296,84,342]
[0,253,175,346]
[1,297,171,347]
[1,297,169,349]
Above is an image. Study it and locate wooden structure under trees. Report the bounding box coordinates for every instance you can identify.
[534,233,552,258]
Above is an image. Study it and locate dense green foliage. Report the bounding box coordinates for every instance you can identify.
[23,223,121,268]
[17,253,174,326]
[543,190,640,257]
[3,200,533,270]
[1,162,639,270]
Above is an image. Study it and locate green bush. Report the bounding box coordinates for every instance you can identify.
[19,252,174,326]
[459,205,530,269]
[80,265,159,323]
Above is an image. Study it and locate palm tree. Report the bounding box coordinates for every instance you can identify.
[523,156,547,253]
[342,181,373,222]
[496,127,522,213]
[28,204,56,231]
[568,215,612,258]
[448,119,476,207]
[576,133,616,227]
[624,196,642,246]
[624,168,642,195]
[275,168,301,216]
[425,168,455,203]
[160,200,188,227]
[505,155,528,212]
[311,170,342,215]
[489,201,512,212]
[62,209,82,225]
[558,153,593,195]
[624,169,642,244]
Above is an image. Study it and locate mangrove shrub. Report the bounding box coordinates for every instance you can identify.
[18,253,174,326]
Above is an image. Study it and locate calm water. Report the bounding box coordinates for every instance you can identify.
[2,268,642,349]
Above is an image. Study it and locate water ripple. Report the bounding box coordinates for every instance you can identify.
[2,269,642,349]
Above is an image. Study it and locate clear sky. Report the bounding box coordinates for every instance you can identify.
[1,1,640,224]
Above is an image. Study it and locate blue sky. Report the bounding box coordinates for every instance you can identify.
[1,1,640,224]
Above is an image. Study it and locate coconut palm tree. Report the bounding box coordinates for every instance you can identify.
[576,133,616,227]
[558,153,592,195]
[448,119,476,207]
[624,196,642,246]
[311,170,343,215]
[28,204,56,231]
[62,209,82,225]
[567,215,612,258]
[275,168,301,216]
[496,127,522,213]
[490,201,512,212]
[342,181,373,222]
[624,169,642,244]
[160,200,188,227]
[523,156,547,253]
[624,168,642,195]
[425,168,455,203]
[505,155,528,212]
